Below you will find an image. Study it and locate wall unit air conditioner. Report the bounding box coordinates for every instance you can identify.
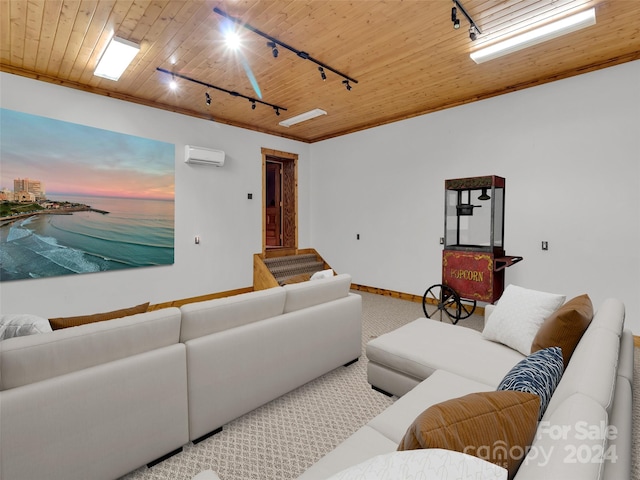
[184,145,225,167]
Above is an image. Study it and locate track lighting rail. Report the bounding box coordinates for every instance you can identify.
[452,0,482,36]
[213,7,358,86]
[156,67,287,114]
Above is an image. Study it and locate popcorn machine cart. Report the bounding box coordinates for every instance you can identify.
[423,175,522,323]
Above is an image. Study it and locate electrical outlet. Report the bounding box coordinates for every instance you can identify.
[439,237,445,245]
[541,241,548,250]
[356,233,360,240]
[195,236,200,245]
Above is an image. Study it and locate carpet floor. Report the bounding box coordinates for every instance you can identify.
[121,291,639,480]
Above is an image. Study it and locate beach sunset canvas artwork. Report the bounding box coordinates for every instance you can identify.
[0,108,175,281]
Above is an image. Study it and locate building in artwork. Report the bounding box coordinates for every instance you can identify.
[13,178,46,201]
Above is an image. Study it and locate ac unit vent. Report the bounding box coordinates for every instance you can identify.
[185,145,225,166]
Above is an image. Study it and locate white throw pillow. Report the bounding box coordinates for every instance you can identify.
[0,314,53,340]
[327,449,507,480]
[311,268,334,280]
[482,284,565,355]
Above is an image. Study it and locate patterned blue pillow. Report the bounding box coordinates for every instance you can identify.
[497,346,564,420]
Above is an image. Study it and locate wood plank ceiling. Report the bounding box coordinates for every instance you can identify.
[2,0,639,143]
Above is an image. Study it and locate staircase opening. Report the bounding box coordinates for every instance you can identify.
[262,148,297,254]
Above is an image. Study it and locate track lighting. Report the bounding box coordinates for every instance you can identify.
[169,75,177,90]
[319,66,326,81]
[266,41,278,58]
[451,1,482,41]
[214,7,358,90]
[156,68,287,114]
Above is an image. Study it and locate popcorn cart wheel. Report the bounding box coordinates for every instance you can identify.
[422,284,476,325]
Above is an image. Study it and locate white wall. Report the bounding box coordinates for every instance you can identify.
[310,60,640,333]
[0,73,311,317]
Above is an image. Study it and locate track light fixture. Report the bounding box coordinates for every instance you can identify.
[214,7,358,89]
[451,1,482,40]
[469,25,477,41]
[319,66,326,81]
[342,80,352,91]
[156,68,287,114]
[169,74,177,90]
[205,91,211,105]
[451,7,460,29]
[266,41,278,58]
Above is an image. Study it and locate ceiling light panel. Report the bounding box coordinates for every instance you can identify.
[470,7,596,64]
[279,109,327,127]
[94,36,140,81]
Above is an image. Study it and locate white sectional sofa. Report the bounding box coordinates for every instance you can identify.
[298,295,634,480]
[180,273,362,443]
[0,273,361,480]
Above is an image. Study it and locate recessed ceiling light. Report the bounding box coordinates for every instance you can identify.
[94,36,140,81]
[470,8,596,64]
[279,109,327,127]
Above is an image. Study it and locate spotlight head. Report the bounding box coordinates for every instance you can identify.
[342,80,352,91]
[205,92,211,105]
[251,100,256,110]
[453,18,460,29]
[267,41,278,58]
[169,77,177,90]
[469,25,477,41]
[319,66,326,81]
[451,6,457,22]
[274,107,280,116]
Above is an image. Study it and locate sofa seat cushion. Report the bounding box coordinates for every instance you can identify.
[366,318,524,388]
[296,425,398,480]
[368,369,495,444]
[327,449,507,480]
[0,308,181,391]
[398,391,540,479]
[179,287,286,342]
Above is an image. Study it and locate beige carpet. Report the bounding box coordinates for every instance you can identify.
[121,291,639,480]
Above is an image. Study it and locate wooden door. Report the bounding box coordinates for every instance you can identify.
[265,161,282,247]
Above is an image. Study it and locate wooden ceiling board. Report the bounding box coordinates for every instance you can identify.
[2,0,639,143]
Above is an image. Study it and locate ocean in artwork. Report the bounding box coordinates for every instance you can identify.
[0,195,174,281]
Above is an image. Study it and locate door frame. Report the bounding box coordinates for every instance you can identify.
[261,148,298,254]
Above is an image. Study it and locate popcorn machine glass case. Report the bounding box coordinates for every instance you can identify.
[444,175,505,255]
[423,175,522,324]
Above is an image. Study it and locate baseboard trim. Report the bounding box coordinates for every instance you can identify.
[351,283,486,317]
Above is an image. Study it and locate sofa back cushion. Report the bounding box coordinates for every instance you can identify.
[179,287,286,342]
[0,308,182,391]
[283,273,352,313]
